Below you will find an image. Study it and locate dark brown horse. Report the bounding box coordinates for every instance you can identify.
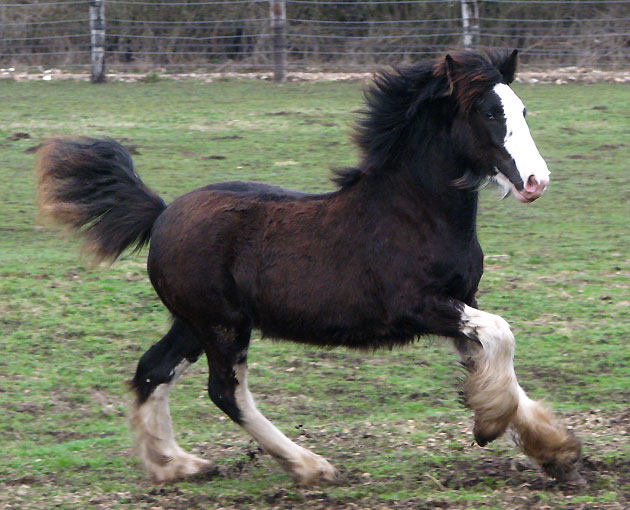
[36,50,582,486]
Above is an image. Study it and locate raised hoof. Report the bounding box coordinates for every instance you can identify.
[474,429,501,448]
[473,419,510,447]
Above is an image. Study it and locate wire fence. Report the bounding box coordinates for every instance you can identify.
[1,0,628,75]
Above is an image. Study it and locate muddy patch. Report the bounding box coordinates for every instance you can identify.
[566,154,601,160]
[182,151,226,160]
[593,143,625,151]
[7,132,30,141]
[210,135,243,141]
[436,455,626,493]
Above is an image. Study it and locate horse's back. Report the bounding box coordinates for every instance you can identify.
[200,181,314,201]
[146,180,331,324]
[151,180,321,246]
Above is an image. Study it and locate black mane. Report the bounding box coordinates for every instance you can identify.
[333,50,517,188]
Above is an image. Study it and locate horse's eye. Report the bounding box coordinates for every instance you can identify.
[485,112,495,120]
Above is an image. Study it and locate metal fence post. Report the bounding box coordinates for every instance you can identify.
[461,0,480,49]
[270,0,287,82]
[90,0,106,83]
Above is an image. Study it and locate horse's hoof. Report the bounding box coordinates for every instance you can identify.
[287,451,341,487]
[473,417,511,447]
[539,433,583,487]
[564,473,587,488]
[541,457,585,488]
[147,453,214,483]
[473,428,501,447]
[553,466,587,488]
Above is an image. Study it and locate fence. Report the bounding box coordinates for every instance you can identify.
[1,0,628,82]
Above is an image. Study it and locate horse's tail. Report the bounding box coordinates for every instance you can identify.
[36,137,167,263]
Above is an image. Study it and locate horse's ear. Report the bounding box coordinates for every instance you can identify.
[499,49,518,84]
[444,54,457,95]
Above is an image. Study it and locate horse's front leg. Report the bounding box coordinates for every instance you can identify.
[427,300,582,483]
[456,304,520,446]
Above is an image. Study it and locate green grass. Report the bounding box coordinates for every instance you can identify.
[1,79,629,510]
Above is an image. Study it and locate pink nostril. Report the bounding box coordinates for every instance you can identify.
[525,175,539,193]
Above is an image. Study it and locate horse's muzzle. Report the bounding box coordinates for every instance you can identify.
[513,174,549,203]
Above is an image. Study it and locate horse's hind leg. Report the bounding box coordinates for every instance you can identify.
[205,325,339,486]
[129,319,212,482]
[455,304,582,482]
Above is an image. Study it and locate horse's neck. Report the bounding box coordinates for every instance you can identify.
[424,173,480,238]
[439,187,479,241]
[415,143,480,239]
[356,160,480,242]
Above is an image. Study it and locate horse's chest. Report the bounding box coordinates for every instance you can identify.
[389,238,483,304]
[431,241,483,296]
[431,258,482,300]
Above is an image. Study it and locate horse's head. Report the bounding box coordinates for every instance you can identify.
[443,50,550,202]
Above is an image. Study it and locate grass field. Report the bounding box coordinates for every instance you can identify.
[1,78,629,510]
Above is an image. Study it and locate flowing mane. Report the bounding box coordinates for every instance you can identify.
[333,50,519,188]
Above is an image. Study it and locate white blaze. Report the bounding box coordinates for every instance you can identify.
[493,83,550,191]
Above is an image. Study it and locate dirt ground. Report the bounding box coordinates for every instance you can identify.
[3,408,629,510]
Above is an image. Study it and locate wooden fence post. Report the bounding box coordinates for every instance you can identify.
[461,0,480,49]
[270,0,287,82]
[90,0,106,83]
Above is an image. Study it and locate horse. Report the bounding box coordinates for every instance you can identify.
[36,50,583,487]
